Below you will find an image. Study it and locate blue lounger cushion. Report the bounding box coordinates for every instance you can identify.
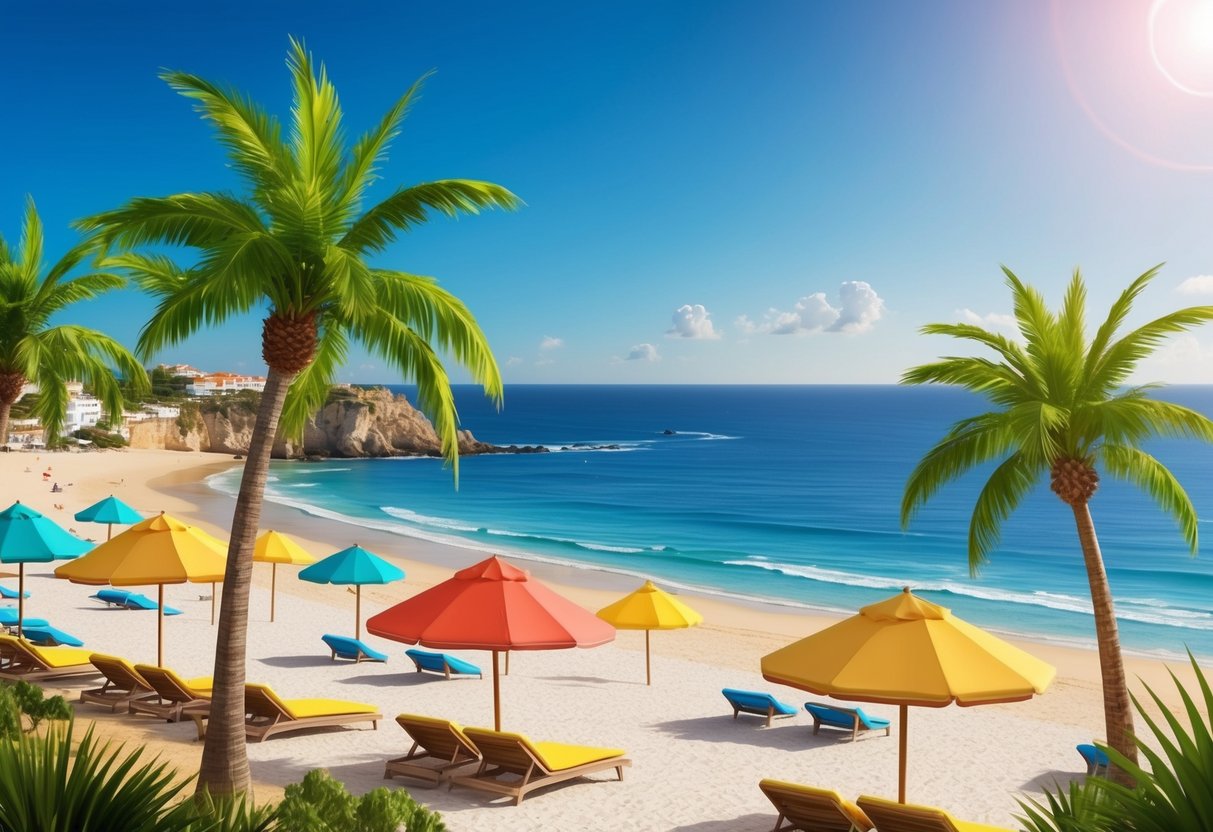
[0,609,49,628]
[405,648,482,678]
[91,589,181,615]
[722,688,798,726]
[804,702,891,740]
[22,625,84,648]
[1077,743,1109,775]
[322,634,388,663]
[0,586,29,600]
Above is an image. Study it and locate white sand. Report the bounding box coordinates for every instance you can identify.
[1,448,1206,831]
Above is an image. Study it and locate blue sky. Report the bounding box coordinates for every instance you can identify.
[3,0,1213,384]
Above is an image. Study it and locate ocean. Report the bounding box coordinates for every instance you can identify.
[209,385,1213,659]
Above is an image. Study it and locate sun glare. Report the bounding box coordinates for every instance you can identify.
[1150,0,1213,96]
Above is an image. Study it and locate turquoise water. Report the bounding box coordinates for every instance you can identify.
[209,385,1213,659]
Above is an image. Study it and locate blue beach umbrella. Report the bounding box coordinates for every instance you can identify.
[74,495,143,541]
[0,501,92,637]
[298,545,405,639]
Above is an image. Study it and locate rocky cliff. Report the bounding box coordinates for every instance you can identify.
[127,386,545,458]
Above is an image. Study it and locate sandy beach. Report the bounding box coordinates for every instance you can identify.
[1,447,1207,831]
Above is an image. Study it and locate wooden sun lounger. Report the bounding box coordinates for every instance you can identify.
[759,779,874,832]
[453,727,630,806]
[239,683,380,742]
[384,714,482,785]
[0,634,99,682]
[79,653,156,712]
[856,794,1014,832]
[130,664,213,722]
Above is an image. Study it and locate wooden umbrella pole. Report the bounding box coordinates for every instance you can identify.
[106,523,113,541]
[270,563,277,623]
[211,582,216,625]
[355,585,361,639]
[645,630,652,686]
[16,564,24,640]
[504,650,510,675]
[158,585,165,667]
[492,650,502,731]
[899,704,908,803]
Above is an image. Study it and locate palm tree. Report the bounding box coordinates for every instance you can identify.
[901,267,1213,781]
[0,198,147,445]
[80,39,517,795]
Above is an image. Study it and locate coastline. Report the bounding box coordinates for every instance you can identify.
[3,447,1208,829]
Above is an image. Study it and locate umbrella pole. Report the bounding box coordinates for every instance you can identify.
[270,563,277,623]
[16,564,24,639]
[106,523,113,541]
[645,630,651,686]
[899,704,908,803]
[356,585,361,639]
[158,586,165,667]
[504,650,510,675]
[492,650,502,730]
[211,582,216,626]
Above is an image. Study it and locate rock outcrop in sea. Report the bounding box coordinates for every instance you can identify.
[127,386,548,459]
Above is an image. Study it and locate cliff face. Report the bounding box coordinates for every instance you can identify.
[127,386,536,458]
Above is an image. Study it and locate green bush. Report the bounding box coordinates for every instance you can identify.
[276,770,445,832]
[1018,651,1213,832]
[9,681,72,732]
[0,686,22,740]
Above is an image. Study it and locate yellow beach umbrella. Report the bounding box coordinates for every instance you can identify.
[597,580,703,685]
[54,512,227,665]
[761,587,1054,803]
[253,531,317,623]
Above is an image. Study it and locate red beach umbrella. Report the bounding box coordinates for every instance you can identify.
[366,555,615,730]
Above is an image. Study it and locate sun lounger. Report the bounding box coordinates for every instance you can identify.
[0,586,29,599]
[804,702,891,742]
[759,779,874,832]
[405,648,482,679]
[1077,743,1109,776]
[856,794,1014,832]
[384,714,482,785]
[722,688,798,727]
[80,654,156,712]
[0,609,49,630]
[22,625,84,648]
[453,727,630,805]
[91,589,182,615]
[322,634,388,663]
[0,634,98,682]
[130,664,213,722]
[222,683,380,742]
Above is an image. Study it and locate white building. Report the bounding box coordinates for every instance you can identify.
[186,373,267,396]
[64,396,103,433]
[158,363,207,378]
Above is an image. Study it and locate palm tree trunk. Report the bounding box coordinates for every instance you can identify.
[196,369,293,796]
[0,400,11,449]
[0,372,24,447]
[1071,501,1138,784]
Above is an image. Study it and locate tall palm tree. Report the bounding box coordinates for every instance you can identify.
[80,39,517,795]
[0,198,147,444]
[901,266,1213,782]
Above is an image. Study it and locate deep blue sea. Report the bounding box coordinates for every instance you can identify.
[210,385,1213,659]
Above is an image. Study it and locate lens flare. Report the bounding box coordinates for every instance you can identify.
[1150,0,1213,97]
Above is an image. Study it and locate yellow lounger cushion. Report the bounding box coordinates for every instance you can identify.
[858,795,1013,832]
[36,646,94,668]
[529,739,627,772]
[186,677,213,695]
[282,698,380,719]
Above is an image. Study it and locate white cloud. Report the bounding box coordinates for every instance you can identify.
[539,336,564,351]
[667,304,721,339]
[625,343,660,362]
[1176,275,1213,295]
[504,356,523,367]
[743,281,885,335]
[959,308,1017,329]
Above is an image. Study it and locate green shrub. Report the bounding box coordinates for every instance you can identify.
[0,686,22,740]
[10,681,73,731]
[1018,651,1213,832]
[276,770,444,832]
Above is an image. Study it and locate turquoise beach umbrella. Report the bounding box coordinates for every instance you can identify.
[298,545,405,638]
[0,501,92,637]
[75,495,143,541]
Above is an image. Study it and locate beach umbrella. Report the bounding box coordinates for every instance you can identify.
[54,512,227,665]
[298,545,403,639]
[761,587,1054,803]
[366,555,616,730]
[254,530,317,623]
[0,502,92,637]
[74,495,142,541]
[597,580,703,685]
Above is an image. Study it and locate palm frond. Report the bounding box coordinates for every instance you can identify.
[36,272,126,318]
[901,355,1031,408]
[1087,306,1213,393]
[77,193,268,251]
[1085,396,1213,449]
[17,197,43,285]
[1057,269,1088,369]
[1080,265,1161,390]
[1100,444,1200,553]
[341,180,521,253]
[339,72,431,215]
[286,37,346,202]
[967,452,1042,571]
